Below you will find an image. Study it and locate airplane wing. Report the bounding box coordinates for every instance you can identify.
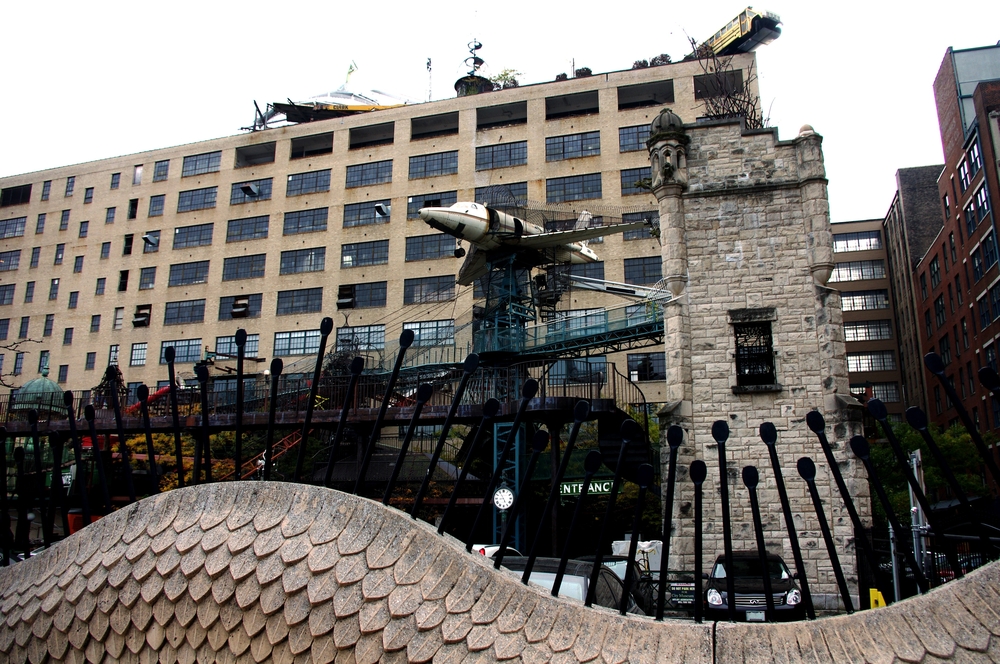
[513,221,650,250]
[457,245,489,285]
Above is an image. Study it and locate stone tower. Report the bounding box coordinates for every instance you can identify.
[647,109,867,609]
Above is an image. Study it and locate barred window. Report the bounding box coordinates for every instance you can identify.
[833,230,882,252]
[406,234,454,261]
[280,247,326,274]
[409,151,458,179]
[336,325,385,351]
[139,267,156,290]
[222,254,266,281]
[624,257,662,285]
[476,142,527,170]
[277,287,323,315]
[404,275,455,304]
[619,125,651,152]
[340,282,387,309]
[847,351,896,372]
[346,160,393,188]
[160,339,203,364]
[841,289,889,311]
[274,330,321,357]
[0,250,20,272]
[177,187,217,212]
[168,260,210,286]
[181,151,221,177]
[148,194,165,217]
[229,178,273,205]
[406,191,458,218]
[627,352,666,381]
[546,173,602,203]
[215,333,259,357]
[622,211,657,240]
[153,160,169,182]
[620,167,651,196]
[734,322,776,386]
[403,319,455,346]
[475,183,528,206]
[344,200,391,227]
[283,208,329,235]
[545,132,600,161]
[164,299,206,325]
[130,343,148,366]
[0,217,26,239]
[172,222,214,249]
[286,170,331,197]
[844,320,892,342]
[218,293,262,320]
[829,260,886,282]
[227,215,269,242]
[342,240,388,268]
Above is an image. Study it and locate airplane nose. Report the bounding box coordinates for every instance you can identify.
[418,207,439,222]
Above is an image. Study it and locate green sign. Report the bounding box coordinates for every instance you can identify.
[559,479,614,496]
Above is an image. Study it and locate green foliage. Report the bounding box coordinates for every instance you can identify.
[489,69,522,90]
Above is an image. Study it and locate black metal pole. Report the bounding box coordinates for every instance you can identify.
[494,429,549,568]
[13,448,30,558]
[164,347,184,487]
[47,432,69,539]
[742,466,776,621]
[438,398,500,536]
[797,456,854,613]
[324,357,365,487]
[84,405,112,514]
[65,411,90,529]
[62,393,89,530]
[263,358,283,481]
[551,450,602,595]
[412,353,480,517]
[27,411,45,540]
[655,425,683,621]
[690,460,707,624]
[295,317,333,482]
[383,383,433,505]
[194,364,212,484]
[0,427,9,565]
[136,385,159,494]
[620,463,653,616]
[354,329,415,493]
[233,329,246,481]
[105,366,136,502]
[711,420,737,622]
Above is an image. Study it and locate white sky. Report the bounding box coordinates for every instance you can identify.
[1,0,998,222]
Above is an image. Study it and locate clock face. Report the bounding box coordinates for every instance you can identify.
[493,487,515,510]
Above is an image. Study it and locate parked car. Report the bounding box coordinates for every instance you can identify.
[575,555,659,615]
[704,551,804,622]
[500,557,645,615]
[472,544,522,558]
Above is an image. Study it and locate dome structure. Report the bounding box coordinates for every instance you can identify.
[11,367,67,417]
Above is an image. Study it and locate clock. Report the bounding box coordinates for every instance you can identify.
[493,487,515,510]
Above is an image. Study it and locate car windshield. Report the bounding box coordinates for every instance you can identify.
[712,558,791,580]
[523,572,587,601]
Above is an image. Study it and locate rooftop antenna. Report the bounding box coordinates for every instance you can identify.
[465,39,484,75]
[427,57,432,102]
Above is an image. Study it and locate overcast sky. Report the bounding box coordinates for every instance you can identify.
[1,0,997,222]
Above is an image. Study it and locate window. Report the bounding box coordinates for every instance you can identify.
[13,352,23,375]
[843,320,892,341]
[229,178,273,205]
[90,315,100,333]
[276,288,323,315]
[545,132,600,161]
[980,295,991,332]
[227,215,269,242]
[177,187,217,212]
[23,316,33,337]
[337,282,387,309]
[0,249,19,271]
[939,335,953,366]
[627,352,666,381]
[141,230,159,254]
[734,321,776,386]
[546,173,602,203]
[475,182,528,206]
[406,191,458,218]
[148,195,165,217]
[346,160,393,188]
[620,167,651,196]
[97,242,110,260]
[349,122,395,149]
[23,282,33,303]
[962,318,970,349]
[279,247,325,274]
[235,142,276,168]
[76,221,89,238]
[65,176,75,197]
[68,291,78,309]
[341,240,388,268]
[950,232,957,263]
[172,223,214,249]
[59,210,70,230]
[215,334,259,357]
[159,339,202,364]
[168,260,210,286]
[336,325,385,351]
[694,70,743,99]
[0,319,7,340]
[57,365,68,383]
[34,214,44,234]
[847,351,896,372]
[0,285,13,306]
[406,234,454,261]
[545,91,599,119]
[476,101,527,130]
[222,254,266,281]
[0,216,26,239]
[619,125,651,153]
[41,180,51,200]
[118,270,129,292]
[545,308,605,338]
[181,151,222,177]
[95,278,106,295]
[841,289,889,311]
[133,165,143,185]
[274,330,321,357]
[286,170,331,197]
[153,160,169,182]
[218,293,262,320]
[84,187,94,203]
[128,198,138,220]
[624,257,662,285]
[290,132,333,158]
[85,352,96,370]
[476,142,528,170]
[929,256,941,287]
[403,275,455,304]
[934,295,946,327]
[139,267,156,290]
[622,212,657,240]
[409,151,458,179]
[123,234,134,256]
[411,112,459,140]
[618,79,674,110]
[109,344,120,364]
[110,173,120,190]
[29,247,39,268]
[103,207,115,225]
[63,327,73,345]
[403,319,455,346]
[130,343,148,366]
[164,299,206,325]
[48,278,59,300]
[984,232,998,270]
[283,208,329,235]
[830,260,886,282]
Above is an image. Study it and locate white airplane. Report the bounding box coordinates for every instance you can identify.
[418,202,652,285]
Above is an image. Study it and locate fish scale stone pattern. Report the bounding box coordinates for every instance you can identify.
[0,482,999,663]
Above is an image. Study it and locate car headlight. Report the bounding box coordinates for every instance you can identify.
[706,589,723,606]
[785,589,801,606]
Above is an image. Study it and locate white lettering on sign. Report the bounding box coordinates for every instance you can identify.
[559,480,613,496]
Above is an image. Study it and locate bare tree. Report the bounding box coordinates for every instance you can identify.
[0,339,41,389]
[687,37,768,129]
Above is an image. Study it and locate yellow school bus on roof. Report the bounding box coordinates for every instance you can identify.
[701,7,782,57]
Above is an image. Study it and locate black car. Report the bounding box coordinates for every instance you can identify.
[500,557,645,615]
[703,552,804,622]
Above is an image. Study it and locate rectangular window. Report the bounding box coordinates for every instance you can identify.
[0,216,26,239]
[139,266,156,290]
[142,230,160,253]
[222,254,266,281]
[0,249,20,272]
[276,287,323,315]
[545,91,599,119]
[227,215,269,242]
[172,222,214,249]
[90,315,100,333]
[405,234,455,261]
[336,325,385,351]
[0,319,7,340]
[847,351,897,372]
[984,233,998,270]
[153,160,169,182]
[622,211,657,240]
[105,207,116,224]
[411,112,459,140]
[110,173,119,190]
[109,343,120,364]
[273,330,321,357]
[159,339,202,364]
[13,352,23,375]
[23,282,33,303]
[77,221,89,238]
[627,352,666,381]
[286,169,331,197]
[349,122,395,149]
[130,343,148,366]
[98,241,110,260]
[290,132,333,158]
[403,319,455,346]
[343,200,390,228]
[118,270,129,291]
[843,320,892,341]
[939,335,953,366]
[164,299,206,325]
[406,191,458,219]
[95,277,106,295]
[218,293,262,320]
[546,173,602,203]
[283,207,329,235]
[57,365,68,383]
[68,291,78,309]
[476,101,527,130]
[545,308,605,338]
[341,240,389,268]
[619,125,651,153]
[403,275,455,304]
[29,247,39,268]
[833,230,882,253]
[618,79,674,110]
[475,183,528,206]
[48,278,59,300]
[133,165,143,185]
[181,151,222,177]
[85,352,96,370]
[65,176,75,197]
[624,256,662,285]
[980,296,991,332]
[0,284,14,306]
[123,234,134,256]
[545,132,600,161]
[229,178,273,205]
[41,180,51,200]
[235,142,276,168]
[841,289,890,311]
[830,260,887,282]
[337,282,387,309]
[734,320,776,386]
[476,142,528,170]
[34,214,44,234]
[929,256,941,287]
[973,247,984,282]
[346,160,393,188]
[60,210,70,230]
[148,195,165,217]
[934,295,946,327]
[22,316,32,337]
[63,327,73,345]
[694,70,744,99]
[280,247,326,275]
[620,167,652,196]
[168,260,210,286]
[84,187,94,203]
[215,333,260,357]
[177,187,217,212]
[409,151,459,179]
